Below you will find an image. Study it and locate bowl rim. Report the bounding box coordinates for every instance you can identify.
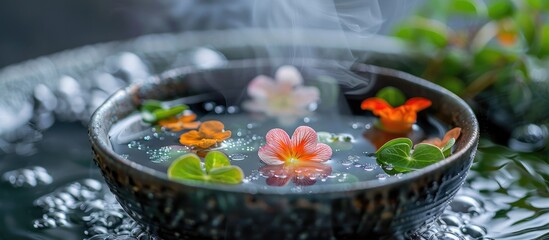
[89,59,479,195]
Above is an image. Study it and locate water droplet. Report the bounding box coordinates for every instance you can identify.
[384,164,394,171]
[227,106,239,114]
[2,166,53,187]
[350,122,364,129]
[376,174,388,180]
[214,105,225,114]
[363,163,375,171]
[203,102,216,111]
[229,153,247,161]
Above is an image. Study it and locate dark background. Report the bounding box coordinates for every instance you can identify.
[0,0,421,68]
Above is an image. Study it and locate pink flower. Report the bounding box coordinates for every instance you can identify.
[258,126,333,187]
[258,126,332,165]
[243,65,320,125]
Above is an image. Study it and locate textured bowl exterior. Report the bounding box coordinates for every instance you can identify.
[89,60,479,239]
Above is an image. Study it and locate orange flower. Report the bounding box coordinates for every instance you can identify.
[361,97,432,133]
[158,113,201,131]
[179,120,231,149]
[422,127,461,148]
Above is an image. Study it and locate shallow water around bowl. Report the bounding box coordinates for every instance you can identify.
[1,122,548,239]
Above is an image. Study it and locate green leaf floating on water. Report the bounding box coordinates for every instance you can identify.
[375,86,406,107]
[208,166,244,185]
[376,138,445,173]
[204,150,231,173]
[168,154,206,181]
[140,100,188,123]
[168,151,243,184]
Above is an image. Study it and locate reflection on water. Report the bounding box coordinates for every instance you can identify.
[0,123,547,239]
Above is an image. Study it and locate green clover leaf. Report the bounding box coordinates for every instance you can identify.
[168,151,243,184]
[376,138,445,173]
[168,154,206,181]
[205,151,231,173]
[140,100,188,123]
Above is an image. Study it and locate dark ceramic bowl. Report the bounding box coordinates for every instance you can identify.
[89,59,479,239]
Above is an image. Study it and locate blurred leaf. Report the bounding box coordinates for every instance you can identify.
[449,0,481,15]
[488,0,515,20]
[525,0,542,9]
[140,100,163,112]
[507,81,532,114]
[439,76,465,95]
[394,17,449,48]
[376,87,406,107]
[538,25,549,58]
[441,48,468,76]
[514,12,535,46]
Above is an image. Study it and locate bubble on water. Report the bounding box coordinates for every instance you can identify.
[348,155,360,162]
[229,153,247,161]
[147,145,189,163]
[214,105,225,114]
[350,122,364,129]
[227,106,239,114]
[376,173,388,180]
[203,102,216,111]
[2,166,53,187]
[383,164,394,171]
[340,159,353,166]
[363,163,376,171]
[127,141,147,151]
[290,186,304,193]
[363,152,376,157]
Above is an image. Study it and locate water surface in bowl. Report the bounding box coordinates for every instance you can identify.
[109,98,448,189]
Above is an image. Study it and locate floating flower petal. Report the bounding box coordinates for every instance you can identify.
[158,113,201,131]
[179,120,231,149]
[258,126,332,165]
[244,65,320,125]
[361,97,432,133]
